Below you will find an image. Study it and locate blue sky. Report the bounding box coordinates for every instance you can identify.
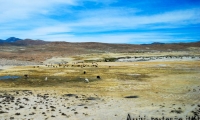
[0,0,200,44]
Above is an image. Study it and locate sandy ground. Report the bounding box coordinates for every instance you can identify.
[43,57,74,64]
[0,59,41,66]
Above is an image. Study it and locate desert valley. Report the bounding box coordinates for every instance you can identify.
[0,38,200,120]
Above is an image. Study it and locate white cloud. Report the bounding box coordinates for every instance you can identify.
[0,0,76,23]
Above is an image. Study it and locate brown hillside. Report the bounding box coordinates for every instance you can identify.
[0,40,200,62]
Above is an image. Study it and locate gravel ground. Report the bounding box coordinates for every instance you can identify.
[0,89,199,120]
[0,59,41,66]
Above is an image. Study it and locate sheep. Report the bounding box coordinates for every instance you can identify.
[45,77,48,81]
[85,78,89,83]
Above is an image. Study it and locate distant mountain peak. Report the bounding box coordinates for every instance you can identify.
[0,37,49,46]
[151,42,165,45]
[0,37,22,43]
[6,37,22,42]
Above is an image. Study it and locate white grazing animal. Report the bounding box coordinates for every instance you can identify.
[85,78,89,83]
[45,77,48,81]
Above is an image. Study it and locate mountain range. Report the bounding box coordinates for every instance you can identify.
[0,37,199,46]
[0,37,48,45]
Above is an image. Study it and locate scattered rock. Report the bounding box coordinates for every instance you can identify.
[124,96,139,98]
[78,104,85,106]
[74,112,78,114]
[10,117,14,119]
[19,105,24,109]
[63,94,77,97]
[50,106,56,109]
[87,97,100,100]
[0,111,8,114]
[62,113,66,116]
[15,113,20,115]
[170,109,183,114]
[29,112,35,115]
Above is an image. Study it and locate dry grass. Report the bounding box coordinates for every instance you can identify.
[0,59,199,101]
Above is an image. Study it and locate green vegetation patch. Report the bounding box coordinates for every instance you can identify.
[104,57,118,62]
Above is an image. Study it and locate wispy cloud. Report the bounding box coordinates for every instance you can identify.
[70,8,200,30]
[0,0,76,23]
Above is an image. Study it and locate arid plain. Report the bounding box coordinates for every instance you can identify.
[0,41,200,120]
